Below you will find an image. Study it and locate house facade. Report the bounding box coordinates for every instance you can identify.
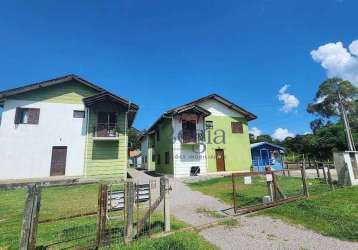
[141,94,256,177]
[251,142,285,172]
[0,75,138,180]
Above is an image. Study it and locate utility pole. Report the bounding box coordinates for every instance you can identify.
[338,90,356,151]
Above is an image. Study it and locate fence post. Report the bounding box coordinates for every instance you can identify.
[286,162,291,177]
[96,184,108,248]
[322,163,328,184]
[326,163,334,191]
[301,163,309,198]
[314,160,320,178]
[231,174,238,214]
[124,181,135,244]
[20,184,41,250]
[160,177,171,232]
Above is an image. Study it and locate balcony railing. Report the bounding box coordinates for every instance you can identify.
[93,123,119,140]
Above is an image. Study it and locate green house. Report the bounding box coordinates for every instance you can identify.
[140,94,256,177]
[0,74,138,180]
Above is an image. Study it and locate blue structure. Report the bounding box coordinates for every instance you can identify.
[251,142,285,172]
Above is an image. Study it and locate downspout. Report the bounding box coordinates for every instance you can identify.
[83,107,90,178]
[124,102,129,178]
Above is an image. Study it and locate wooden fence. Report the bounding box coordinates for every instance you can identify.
[1,177,171,249]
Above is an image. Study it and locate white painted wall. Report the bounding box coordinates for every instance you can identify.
[172,116,207,177]
[198,99,244,117]
[0,99,87,180]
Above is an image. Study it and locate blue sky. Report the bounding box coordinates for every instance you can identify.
[0,0,357,140]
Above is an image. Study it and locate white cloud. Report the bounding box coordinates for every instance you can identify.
[272,128,295,141]
[249,127,262,138]
[311,40,358,85]
[277,84,300,112]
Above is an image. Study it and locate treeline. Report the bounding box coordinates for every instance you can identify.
[251,77,358,161]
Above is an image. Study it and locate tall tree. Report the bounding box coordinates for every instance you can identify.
[307,77,357,125]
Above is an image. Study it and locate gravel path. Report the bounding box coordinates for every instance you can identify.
[128,169,358,250]
[170,178,358,250]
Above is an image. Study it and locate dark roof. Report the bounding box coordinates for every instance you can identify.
[0,74,139,127]
[0,74,105,100]
[83,92,139,127]
[250,142,285,151]
[145,93,256,133]
[165,93,257,121]
[169,104,211,116]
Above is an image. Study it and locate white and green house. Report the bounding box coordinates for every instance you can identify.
[0,74,138,180]
[140,94,256,177]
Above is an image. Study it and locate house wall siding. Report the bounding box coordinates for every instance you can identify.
[11,80,99,104]
[0,99,87,179]
[172,116,207,177]
[153,118,174,175]
[204,115,252,172]
[85,106,127,180]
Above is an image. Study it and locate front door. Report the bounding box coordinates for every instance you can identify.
[50,146,67,176]
[215,149,225,172]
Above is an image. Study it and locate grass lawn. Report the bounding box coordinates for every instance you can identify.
[109,231,218,250]
[187,175,358,241]
[0,184,202,249]
[188,175,330,207]
[263,185,358,241]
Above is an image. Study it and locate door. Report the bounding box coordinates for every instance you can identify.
[215,149,225,172]
[50,146,67,176]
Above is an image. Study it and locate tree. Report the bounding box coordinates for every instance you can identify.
[307,77,358,123]
[128,127,144,150]
[249,134,273,144]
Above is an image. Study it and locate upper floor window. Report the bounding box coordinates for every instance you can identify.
[73,110,85,118]
[165,152,170,164]
[182,120,197,143]
[205,121,213,129]
[231,122,243,133]
[156,130,160,141]
[157,153,161,165]
[15,108,40,125]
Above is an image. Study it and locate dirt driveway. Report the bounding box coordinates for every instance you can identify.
[170,178,358,250]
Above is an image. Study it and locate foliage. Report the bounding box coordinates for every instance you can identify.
[249,134,277,144]
[128,127,144,150]
[307,77,358,122]
[263,186,358,241]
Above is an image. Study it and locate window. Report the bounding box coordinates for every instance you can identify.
[182,120,197,143]
[14,108,40,124]
[165,152,170,164]
[73,110,85,118]
[157,154,161,165]
[205,121,213,129]
[231,122,243,133]
[156,130,160,141]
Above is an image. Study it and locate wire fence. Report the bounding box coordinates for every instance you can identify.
[0,177,170,250]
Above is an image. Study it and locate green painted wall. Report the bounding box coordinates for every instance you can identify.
[85,105,127,180]
[12,80,99,104]
[153,118,174,175]
[205,116,252,172]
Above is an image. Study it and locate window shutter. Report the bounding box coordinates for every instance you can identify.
[231,122,243,133]
[14,108,21,124]
[28,108,40,124]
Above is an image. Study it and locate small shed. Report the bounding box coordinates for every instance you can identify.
[251,142,285,172]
